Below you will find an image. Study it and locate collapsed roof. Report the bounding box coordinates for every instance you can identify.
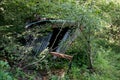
[25,19,76,29]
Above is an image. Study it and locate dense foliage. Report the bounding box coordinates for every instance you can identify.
[0,0,120,80]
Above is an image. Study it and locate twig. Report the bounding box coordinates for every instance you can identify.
[50,21,66,50]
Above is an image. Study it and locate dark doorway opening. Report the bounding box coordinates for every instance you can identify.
[48,27,69,51]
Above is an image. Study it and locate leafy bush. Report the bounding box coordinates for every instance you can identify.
[0,61,15,80]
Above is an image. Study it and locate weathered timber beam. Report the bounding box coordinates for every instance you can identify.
[49,52,73,60]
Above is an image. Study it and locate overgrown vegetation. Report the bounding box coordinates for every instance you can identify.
[0,0,120,80]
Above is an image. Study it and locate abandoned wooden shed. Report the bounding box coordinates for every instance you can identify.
[25,19,80,60]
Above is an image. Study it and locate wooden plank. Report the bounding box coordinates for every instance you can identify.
[49,52,73,60]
